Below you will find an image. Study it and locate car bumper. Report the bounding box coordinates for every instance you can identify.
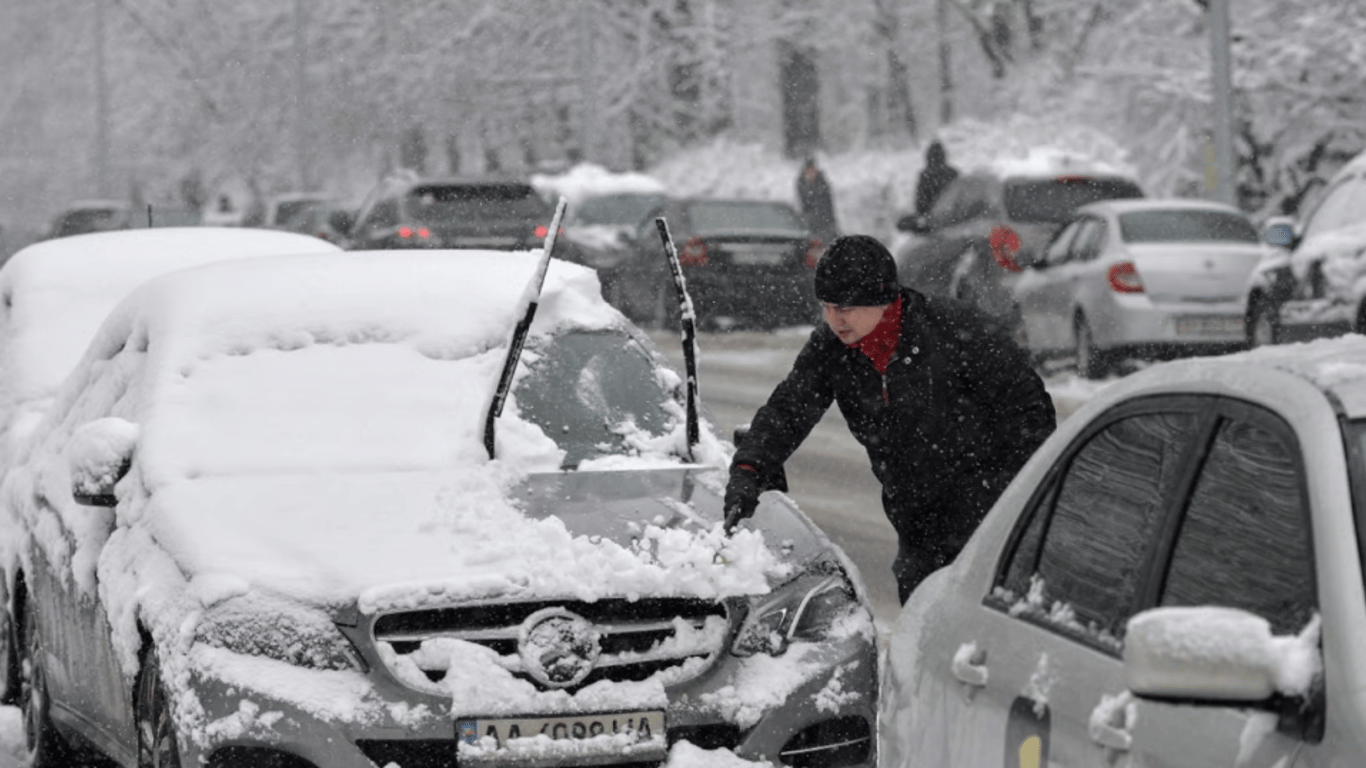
[179,632,876,768]
[683,269,817,327]
[1094,295,1247,351]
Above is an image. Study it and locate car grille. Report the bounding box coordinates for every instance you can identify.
[372,598,730,693]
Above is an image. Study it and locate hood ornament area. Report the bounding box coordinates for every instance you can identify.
[518,607,601,689]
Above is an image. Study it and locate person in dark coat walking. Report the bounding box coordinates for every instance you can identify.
[914,140,959,217]
[724,234,1055,603]
[796,157,839,244]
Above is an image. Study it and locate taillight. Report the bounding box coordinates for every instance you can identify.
[535,225,565,239]
[804,239,825,268]
[397,227,431,239]
[1107,262,1144,293]
[679,237,709,266]
[989,225,1023,272]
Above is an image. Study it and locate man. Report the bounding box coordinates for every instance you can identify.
[914,139,958,218]
[796,156,838,244]
[724,235,1055,603]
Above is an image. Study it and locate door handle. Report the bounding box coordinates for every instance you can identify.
[951,642,988,687]
[1088,693,1134,751]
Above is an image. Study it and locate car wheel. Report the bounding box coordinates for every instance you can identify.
[136,646,180,768]
[1249,300,1279,347]
[17,597,67,768]
[1074,316,1108,380]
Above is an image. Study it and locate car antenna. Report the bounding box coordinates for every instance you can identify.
[483,197,569,460]
[653,217,699,462]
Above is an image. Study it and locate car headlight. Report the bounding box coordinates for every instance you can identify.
[731,570,860,657]
[194,596,365,672]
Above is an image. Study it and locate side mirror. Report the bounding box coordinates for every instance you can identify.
[895,213,929,235]
[1263,218,1297,249]
[1125,606,1318,703]
[67,418,138,507]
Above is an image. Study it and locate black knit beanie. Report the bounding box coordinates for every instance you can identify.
[814,235,900,306]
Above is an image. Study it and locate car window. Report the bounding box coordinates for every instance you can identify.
[514,329,677,468]
[1002,177,1145,225]
[683,200,804,234]
[1118,209,1260,244]
[1160,413,1315,635]
[405,184,550,224]
[1071,218,1107,262]
[1300,174,1366,242]
[366,198,400,230]
[1041,221,1080,266]
[932,176,993,227]
[996,408,1201,647]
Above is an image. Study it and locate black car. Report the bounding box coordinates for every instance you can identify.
[345,173,555,251]
[613,197,825,331]
[895,170,1144,330]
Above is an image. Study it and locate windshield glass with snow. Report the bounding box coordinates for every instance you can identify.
[515,330,677,468]
[1118,209,1260,244]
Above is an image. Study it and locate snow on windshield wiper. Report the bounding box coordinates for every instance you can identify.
[483,197,568,460]
[653,217,700,462]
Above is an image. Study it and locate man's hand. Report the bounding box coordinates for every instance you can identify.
[723,466,761,531]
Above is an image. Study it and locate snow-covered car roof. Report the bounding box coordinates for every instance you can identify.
[0,226,341,418]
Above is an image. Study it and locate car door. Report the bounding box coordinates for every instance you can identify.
[887,398,1206,767]
[1017,218,1091,353]
[1123,399,1314,766]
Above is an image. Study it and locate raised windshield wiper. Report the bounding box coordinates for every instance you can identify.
[484,198,568,460]
[653,217,700,462]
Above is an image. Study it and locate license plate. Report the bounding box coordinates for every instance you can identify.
[1175,315,1242,336]
[458,710,665,749]
[730,249,786,266]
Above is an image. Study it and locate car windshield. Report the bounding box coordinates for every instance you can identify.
[572,194,666,227]
[1002,177,1145,224]
[685,200,804,234]
[405,184,549,224]
[1118,209,1260,244]
[515,329,677,468]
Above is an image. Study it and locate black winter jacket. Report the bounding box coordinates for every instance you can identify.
[732,288,1055,544]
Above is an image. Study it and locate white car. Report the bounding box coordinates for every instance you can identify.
[0,250,877,768]
[878,335,1366,766]
[1013,198,1269,378]
[1245,148,1366,346]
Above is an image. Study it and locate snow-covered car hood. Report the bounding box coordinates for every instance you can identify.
[144,466,813,616]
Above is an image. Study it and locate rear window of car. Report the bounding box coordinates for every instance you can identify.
[405,183,550,223]
[572,194,666,227]
[1118,209,1260,244]
[685,201,804,234]
[1003,177,1144,224]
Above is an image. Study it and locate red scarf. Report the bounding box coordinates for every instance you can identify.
[852,295,903,374]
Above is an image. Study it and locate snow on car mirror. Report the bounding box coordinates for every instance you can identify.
[1124,606,1321,704]
[1263,219,1296,248]
[66,417,139,507]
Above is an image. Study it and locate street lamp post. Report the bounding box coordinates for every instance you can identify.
[1208,0,1236,206]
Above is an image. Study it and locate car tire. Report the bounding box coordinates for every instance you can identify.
[1075,316,1108,380]
[17,597,68,768]
[136,645,180,768]
[1249,299,1279,348]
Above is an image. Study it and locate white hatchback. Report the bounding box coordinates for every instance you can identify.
[878,335,1366,766]
[1013,198,1271,378]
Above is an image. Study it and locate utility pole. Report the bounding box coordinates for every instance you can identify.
[95,0,111,197]
[1208,0,1236,206]
[293,0,310,190]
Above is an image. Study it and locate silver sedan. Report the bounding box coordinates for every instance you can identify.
[1013,198,1272,378]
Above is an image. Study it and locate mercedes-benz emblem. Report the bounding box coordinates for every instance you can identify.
[518,607,601,689]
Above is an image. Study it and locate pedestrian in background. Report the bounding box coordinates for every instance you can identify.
[796,156,839,245]
[914,140,959,218]
[723,234,1055,603]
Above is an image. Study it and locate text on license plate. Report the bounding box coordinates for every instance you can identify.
[1175,315,1243,336]
[458,710,665,748]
